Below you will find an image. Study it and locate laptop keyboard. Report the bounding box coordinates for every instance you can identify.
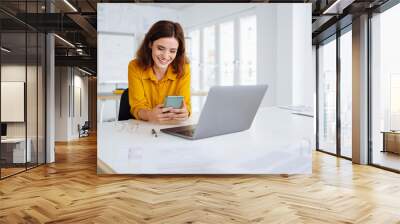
[174,125,196,136]
[160,125,197,137]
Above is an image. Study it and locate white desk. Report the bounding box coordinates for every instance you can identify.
[1,138,31,163]
[97,107,314,174]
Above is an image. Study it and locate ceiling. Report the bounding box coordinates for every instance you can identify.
[0,0,393,75]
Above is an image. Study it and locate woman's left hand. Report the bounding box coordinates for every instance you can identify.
[171,102,189,121]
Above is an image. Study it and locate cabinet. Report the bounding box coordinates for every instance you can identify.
[0,138,31,166]
[382,131,400,154]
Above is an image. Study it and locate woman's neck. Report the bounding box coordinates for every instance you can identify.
[152,65,167,81]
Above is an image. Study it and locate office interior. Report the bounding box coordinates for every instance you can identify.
[0,0,400,222]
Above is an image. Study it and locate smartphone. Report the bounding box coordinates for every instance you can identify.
[163,96,183,109]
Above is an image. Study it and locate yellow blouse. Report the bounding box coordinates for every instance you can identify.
[128,59,191,119]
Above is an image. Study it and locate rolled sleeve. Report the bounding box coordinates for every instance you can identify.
[128,61,150,119]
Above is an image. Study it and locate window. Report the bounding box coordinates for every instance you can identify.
[371,2,400,171]
[219,21,234,86]
[239,15,257,85]
[390,74,400,130]
[187,30,202,112]
[317,28,353,159]
[202,25,216,91]
[340,29,352,158]
[318,37,337,155]
[187,14,258,91]
[187,30,200,91]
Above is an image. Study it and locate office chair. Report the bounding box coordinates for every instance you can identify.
[118,88,134,121]
[78,121,90,138]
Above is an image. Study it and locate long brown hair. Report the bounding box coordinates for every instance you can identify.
[136,20,188,78]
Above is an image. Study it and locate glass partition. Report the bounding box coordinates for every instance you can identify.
[1,31,28,177]
[27,30,38,169]
[0,1,46,179]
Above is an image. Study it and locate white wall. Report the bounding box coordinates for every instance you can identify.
[55,67,69,141]
[1,65,38,137]
[275,4,294,106]
[292,4,313,108]
[256,5,277,106]
[55,67,89,141]
[179,4,255,28]
[312,45,317,114]
[1,65,26,139]
[97,3,179,84]
[71,74,89,138]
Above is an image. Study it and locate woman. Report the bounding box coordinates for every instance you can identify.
[128,20,191,123]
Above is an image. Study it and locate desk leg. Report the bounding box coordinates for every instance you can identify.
[382,133,385,152]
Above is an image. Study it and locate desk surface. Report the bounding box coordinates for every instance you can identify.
[1,137,26,143]
[97,107,314,174]
[381,131,400,134]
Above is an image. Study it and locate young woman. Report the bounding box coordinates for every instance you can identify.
[128,20,191,123]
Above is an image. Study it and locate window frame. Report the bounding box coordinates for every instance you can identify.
[186,9,257,90]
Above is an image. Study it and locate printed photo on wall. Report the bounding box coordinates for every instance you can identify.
[97,3,314,175]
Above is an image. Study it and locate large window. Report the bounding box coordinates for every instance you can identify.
[202,25,216,91]
[187,14,257,112]
[188,30,200,91]
[390,74,400,130]
[371,3,400,171]
[340,29,352,158]
[187,14,257,89]
[219,21,234,86]
[317,26,353,159]
[318,37,337,155]
[239,15,257,85]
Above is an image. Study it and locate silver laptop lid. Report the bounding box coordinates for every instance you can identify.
[193,85,268,139]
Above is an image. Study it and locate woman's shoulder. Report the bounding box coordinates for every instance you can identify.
[128,59,140,69]
[183,62,190,73]
[128,59,144,77]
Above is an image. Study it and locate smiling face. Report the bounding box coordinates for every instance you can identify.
[150,37,179,70]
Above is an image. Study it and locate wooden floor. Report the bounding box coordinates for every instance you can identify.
[0,167,26,178]
[373,151,400,171]
[1,163,45,178]
[1,135,400,223]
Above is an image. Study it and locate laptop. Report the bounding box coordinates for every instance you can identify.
[160,85,268,140]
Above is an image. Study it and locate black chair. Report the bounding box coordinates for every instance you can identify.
[78,121,90,138]
[118,88,134,121]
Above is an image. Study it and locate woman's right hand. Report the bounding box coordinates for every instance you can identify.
[147,104,174,123]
